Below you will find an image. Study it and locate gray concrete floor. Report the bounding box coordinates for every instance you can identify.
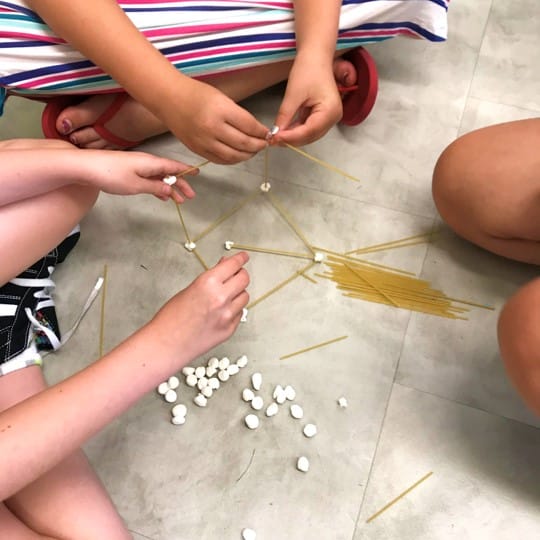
[2,1,539,538]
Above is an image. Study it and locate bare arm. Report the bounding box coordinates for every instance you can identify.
[0,252,250,501]
[25,1,268,163]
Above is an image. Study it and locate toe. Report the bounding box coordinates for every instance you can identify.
[333,57,358,88]
[56,95,115,136]
[69,126,106,149]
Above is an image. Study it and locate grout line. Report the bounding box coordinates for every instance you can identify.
[128,530,154,540]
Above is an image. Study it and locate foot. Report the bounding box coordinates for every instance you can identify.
[56,95,167,150]
[333,56,358,90]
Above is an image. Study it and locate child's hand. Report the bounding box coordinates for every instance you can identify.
[81,150,197,203]
[150,252,250,362]
[164,80,269,165]
[272,55,342,146]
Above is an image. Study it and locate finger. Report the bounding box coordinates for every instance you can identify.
[226,104,269,140]
[206,140,258,165]
[230,290,250,317]
[217,122,267,154]
[212,252,249,282]
[136,178,171,198]
[174,177,196,199]
[223,267,250,301]
[168,189,185,205]
[274,100,299,133]
[276,113,332,146]
[135,154,199,179]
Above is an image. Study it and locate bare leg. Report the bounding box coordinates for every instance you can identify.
[56,55,357,149]
[432,119,540,264]
[0,367,130,539]
[498,278,540,416]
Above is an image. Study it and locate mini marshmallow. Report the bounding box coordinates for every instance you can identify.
[182,366,195,376]
[338,397,348,408]
[251,372,262,391]
[164,389,177,403]
[195,366,206,379]
[242,528,257,540]
[260,182,271,193]
[273,385,284,400]
[208,357,219,369]
[186,374,198,388]
[218,369,230,382]
[218,357,230,370]
[184,241,197,252]
[266,125,280,140]
[251,396,264,411]
[242,388,255,402]
[171,404,187,418]
[290,404,304,419]
[245,414,260,430]
[194,393,208,407]
[171,416,186,425]
[265,402,279,417]
[296,456,310,473]
[240,308,248,323]
[201,386,213,398]
[236,355,249,368]
[313,252,324,263]
[206,365,218,378]
[284,385,296,401]
[208,377,220,390]
[163,175,177,186]
[197,377,209,390]
[224,241,235,251]
[276,392,287,405]
[168,376,180,390]
[303,423,317,438]
[157,382,170,395]
[227,364,240,376]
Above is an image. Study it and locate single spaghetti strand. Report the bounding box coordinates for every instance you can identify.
[366,472,434,523]
[99,264,108,358]
[174,160,210,177]
[346,232,438,255]
[267,192,315,255]
[229,242,313,261]
[175,203,192,244]
[280,335,349,360]
[284,143,361,183]
[193,249,209,271]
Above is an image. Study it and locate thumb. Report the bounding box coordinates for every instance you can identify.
[274,96,299,132]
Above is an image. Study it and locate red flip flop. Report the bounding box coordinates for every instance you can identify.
[338,47,378,126]
[41,93,142,149]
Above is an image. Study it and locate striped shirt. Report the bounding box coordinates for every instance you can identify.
[0,0,449,109]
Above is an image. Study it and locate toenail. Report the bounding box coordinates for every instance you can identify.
[61,119,72,134]
[69,135,78,145]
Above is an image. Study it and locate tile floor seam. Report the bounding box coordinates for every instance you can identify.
[456,0,494,134]
[128,529,154,540]
[393,380,540,431]
[465,94,540,116]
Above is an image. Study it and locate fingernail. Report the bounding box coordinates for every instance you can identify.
[69,134,78,145]
[61,119,72,134]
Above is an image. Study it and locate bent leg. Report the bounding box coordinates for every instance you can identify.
[432,119,540,264]
[0,367,131,539]
[498,278,540,416]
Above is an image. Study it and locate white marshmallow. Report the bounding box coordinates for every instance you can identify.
[193,393,208,407]
[338,397,348,408]
[218,369,230,382]
[242,388,255,402]
[227,364,240,376]
[164,389,177,403]
[242,528,257,540]
[303,423,317,438]
[244,414,259,430]
[265,402,279,417]
[157,382,170,395]
[208,357,219,369]
[171,415,186,425]
[251,372,262,391]
[208,377,220,390]
[273,385,284,400]
[163,175,177,186]
[224,241,234,251]
[195,366,206,379]
[171,404,187,418]
[276,393,287,405]
[168,376,180,390]
[197,377,209,390]
[184,241,197,252]
[236,355,249,368]
[260,182,271,193]
[186,374,198,388]
[284,385,296,401]
[290,404,304,419]
[240,308,248,323]
[218,357,230,370]
[251,396,264,411]
[313,252,324,263]
[182,366,195,376]
[201,386,213,398]
[206,365,218,378]
[297,456,310,473]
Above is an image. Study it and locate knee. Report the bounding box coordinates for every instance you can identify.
[498,278,540,415]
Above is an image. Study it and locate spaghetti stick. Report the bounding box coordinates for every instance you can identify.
[174,203,192,244]
[99,264,108,358]
[193,249,209,271]
[175,160,210,177]
[248,262,315,309]
[280,335,348,360]
[366,472,434,523]
[346,232,438,255]
[267,192,315,255]
[284,143,361,183]
[229,242,313,261]
[193,191,259,243]
[297,270,317,284]
[344,263,400,307]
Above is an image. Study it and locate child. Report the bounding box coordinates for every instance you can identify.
[0,138,250,537]
[0,1,450,163]
[432,119,540,416]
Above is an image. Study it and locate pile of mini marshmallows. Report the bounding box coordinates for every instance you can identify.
[242,373,319,474]
[157,355,249,424]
